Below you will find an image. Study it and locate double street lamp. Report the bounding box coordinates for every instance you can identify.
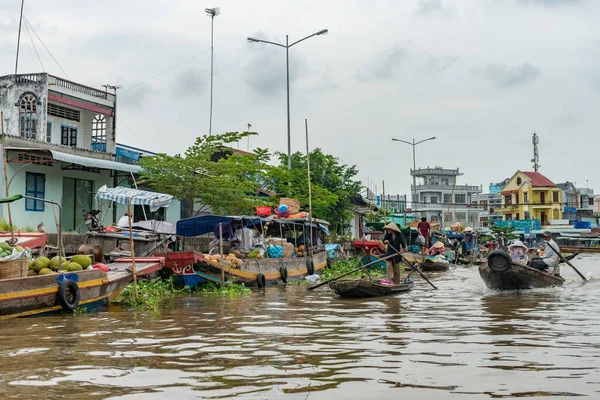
[247,29,328,169]
[391,137,436,210]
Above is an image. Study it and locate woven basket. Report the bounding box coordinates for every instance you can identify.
[0,258,28,279]
[279,198,300,214]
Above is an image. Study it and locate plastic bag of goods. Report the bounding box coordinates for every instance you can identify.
[267,245,283,259]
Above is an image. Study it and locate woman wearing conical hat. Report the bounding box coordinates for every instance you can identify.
[382,222,406,284]
[425,240,446,256]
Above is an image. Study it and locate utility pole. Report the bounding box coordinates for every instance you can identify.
[205,7,220,136]
[14,0,25,75]
[102,84,121,224]
[247,123,252,152]
[531,131,540,172]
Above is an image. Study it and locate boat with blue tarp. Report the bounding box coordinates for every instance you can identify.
[158,214,331,288]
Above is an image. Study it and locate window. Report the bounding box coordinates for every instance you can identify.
[430,196,438,204]
[540,192,546,204]
[517,177,522,185]
[552,191,559,203]
[516,213,520,220]
[524,192,528,204]
[443,194,451,203]
[455,194,466,204]
[423,195,428,204]
[505,195,512,205]
[505,214,512,221]
[441,179,448,185]
[25,173,45,212]
[61,125,78,147]
[46,122,52,143]
[589,198,595,206]
[19,93,38,139]
[48,103,80,121]
[514,193,519,205]
[91,114,107,151]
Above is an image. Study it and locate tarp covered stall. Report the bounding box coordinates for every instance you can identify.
[95,185,173,212]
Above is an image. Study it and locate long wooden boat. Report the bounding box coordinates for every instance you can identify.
[329,278,414,298]
[158,250,328,288]
[401,252,451,272]
[478,250,564,290]
[0,232,47,254]
[559,246,600,254]
[0,257,164,320]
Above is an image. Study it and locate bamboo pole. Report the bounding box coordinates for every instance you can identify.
[127,199,138,302]
[219,223,224,284]
[382,180,386,223]
[1,113,15,242]
[305,119,313,261]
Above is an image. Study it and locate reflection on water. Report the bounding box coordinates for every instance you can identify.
[2,255,600,399]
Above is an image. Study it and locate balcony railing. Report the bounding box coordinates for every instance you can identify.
[413,184,482,192]
[411,167,461,176]
[48,75,115,103]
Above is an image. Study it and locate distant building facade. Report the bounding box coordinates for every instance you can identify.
[411,166,482,225]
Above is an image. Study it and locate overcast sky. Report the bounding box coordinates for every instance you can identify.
[1,0,599,196]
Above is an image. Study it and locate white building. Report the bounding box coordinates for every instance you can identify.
[411,166,482,226]
[0,73,180,232]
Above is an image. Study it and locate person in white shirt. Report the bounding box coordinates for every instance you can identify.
[235,226,256,254]
[117,212,132,228]
[529,231,560,275]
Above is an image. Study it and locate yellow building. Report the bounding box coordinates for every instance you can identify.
[499,171,562,225]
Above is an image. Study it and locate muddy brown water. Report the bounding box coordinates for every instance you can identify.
[2,255,600,399]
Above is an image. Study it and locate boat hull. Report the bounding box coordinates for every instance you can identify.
[559,246,600,254]
[329,279,414,298]
[478,262,564,290]
[159,251,328,288]
[0,259,163,320]
[401,252,451,272]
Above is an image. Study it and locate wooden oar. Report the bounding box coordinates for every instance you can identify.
[308,253,397,291]
[546,242,586,281]
[388,243,437,290]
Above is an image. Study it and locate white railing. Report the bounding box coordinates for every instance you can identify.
[413,184,482,192]
[48,75,115,103]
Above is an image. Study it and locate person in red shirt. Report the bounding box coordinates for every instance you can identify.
[417,217,431,253]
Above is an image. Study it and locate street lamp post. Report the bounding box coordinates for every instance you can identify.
[205,7,221,136]
[247,29,328,169]
[391,137,436,211]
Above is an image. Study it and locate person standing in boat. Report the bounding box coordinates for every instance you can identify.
[529,231,560,275]
[417,217,431,253]
[382,222,406,284]
[497,232,507,251]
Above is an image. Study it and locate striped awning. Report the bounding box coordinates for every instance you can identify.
[95,185,173,212]
[50,150,142,173]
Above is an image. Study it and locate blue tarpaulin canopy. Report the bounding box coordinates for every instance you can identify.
[95,185,173,212]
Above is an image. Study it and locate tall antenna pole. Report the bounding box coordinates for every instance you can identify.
[305,119,313,261]
[531,131,540,172]
[205,7,220,136]
[246,123,252,152]
[14,0,25,75]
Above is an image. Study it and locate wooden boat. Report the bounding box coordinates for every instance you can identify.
[329,278,414,298]
[478,250,564,290]
[559,246,600,254]
[160,214,331,288]
[0,232,48,255]
[401,252,451,272]
[0,257,164,320]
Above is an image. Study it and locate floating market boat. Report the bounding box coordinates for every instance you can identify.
[0,194,164,319]
[329,278,414,298]
[401,252,451,272]
[0,257,164,320]
[159,214,330,288]
[0,232,47,251]
[478,250,565,290]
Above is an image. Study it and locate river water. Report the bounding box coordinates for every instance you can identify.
[2,255,600,399]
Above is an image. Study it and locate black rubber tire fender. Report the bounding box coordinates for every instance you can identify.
[488,250,512,273]
[306,257,315,275]
[279,265,288,283]
[57,280,81,311]
[256,273,267,289]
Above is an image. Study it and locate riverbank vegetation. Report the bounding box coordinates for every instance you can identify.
[320,259,387,281]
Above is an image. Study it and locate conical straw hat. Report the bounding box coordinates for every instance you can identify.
[383,222,401,233]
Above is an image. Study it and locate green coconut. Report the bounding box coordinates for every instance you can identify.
[38,268,54,275]
[33,257,50,272]
[67,262,83,272]
[49,256,67,270]
[27,269,37,276]
[71,255,92,269]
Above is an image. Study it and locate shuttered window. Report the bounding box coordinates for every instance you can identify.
[48,103,80,122]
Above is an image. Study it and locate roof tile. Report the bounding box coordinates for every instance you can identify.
[523,172,556,187]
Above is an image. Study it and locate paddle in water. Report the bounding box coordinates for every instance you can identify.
[546,242,586,281]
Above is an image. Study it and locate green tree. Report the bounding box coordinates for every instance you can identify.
[140,131,262,217]
[270,149,361,234]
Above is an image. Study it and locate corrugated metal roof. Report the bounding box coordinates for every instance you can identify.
[523,171,556,187]
[49,150,142,173]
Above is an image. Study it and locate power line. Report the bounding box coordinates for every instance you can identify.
[23,16,70,79]
[121,48,211,94]
[23,19,44,71]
